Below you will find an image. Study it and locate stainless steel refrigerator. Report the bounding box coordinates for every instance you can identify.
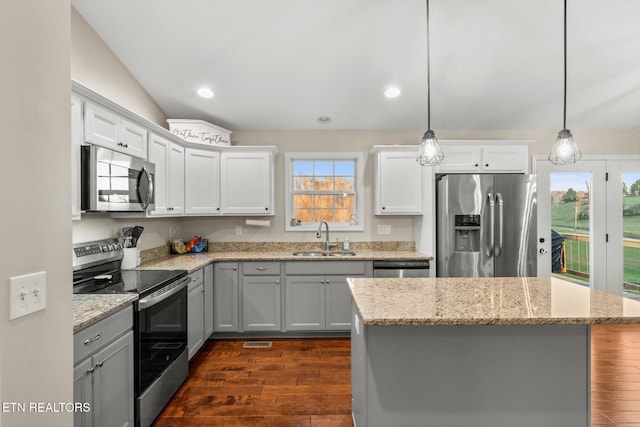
[436,174,537,277]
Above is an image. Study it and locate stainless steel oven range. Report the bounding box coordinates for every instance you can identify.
[73,238,190,427]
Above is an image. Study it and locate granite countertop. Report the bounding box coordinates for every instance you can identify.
[348,276,640,326]
[137,250,432,273]
[73,294,138,331]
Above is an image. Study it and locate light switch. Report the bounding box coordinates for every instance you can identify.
[9,271,46,320]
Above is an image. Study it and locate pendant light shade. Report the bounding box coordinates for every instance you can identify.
[416,0,444,166]
[549,0,581,165]
[417,130,444,166]
[549,129,581,164]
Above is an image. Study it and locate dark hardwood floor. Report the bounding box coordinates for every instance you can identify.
[153,338,353,427]
[154,325,640,427]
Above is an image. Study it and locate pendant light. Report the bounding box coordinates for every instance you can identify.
[417,0,444,166]
[549,0,582,164]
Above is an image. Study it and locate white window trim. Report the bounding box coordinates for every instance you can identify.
[285,152,365,232]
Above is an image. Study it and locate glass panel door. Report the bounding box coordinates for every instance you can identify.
[606,161,640,297]
[535,159,607,291]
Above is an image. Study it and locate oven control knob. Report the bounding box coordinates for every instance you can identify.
[108,244,115,251]
[101,245,108,252]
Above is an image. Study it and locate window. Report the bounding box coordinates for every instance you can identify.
[285,152,364,231]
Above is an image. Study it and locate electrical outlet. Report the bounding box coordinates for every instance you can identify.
[236,225,243,236]
[377,225,391,235]
[169,226,176,238]
[9,271,46,320]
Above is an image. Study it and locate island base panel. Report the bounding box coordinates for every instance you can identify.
[351,314,590,427]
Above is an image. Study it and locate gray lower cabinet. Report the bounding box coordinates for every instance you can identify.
[203,264,214,338]
[324,275,353,330]
[242,262,282,331]
[73,305,134,427]
[210,260,371,334]
[187,269,205,360]
[213,262,239,332]
[285,276,324,330]
[285,261,368,331]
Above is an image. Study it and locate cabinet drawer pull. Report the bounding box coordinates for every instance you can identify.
[95,361,104,369]
[84,333,101,345]
[256,267,267,271]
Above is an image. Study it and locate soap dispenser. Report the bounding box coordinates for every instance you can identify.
[343,237,351,252]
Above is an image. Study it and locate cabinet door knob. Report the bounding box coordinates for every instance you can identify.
[265,207,268,211]
[382,206,386,210]
[485,164,489,167]
[474,164,479,167]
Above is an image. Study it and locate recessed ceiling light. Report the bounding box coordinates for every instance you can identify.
[317,116,331,124]
[384,87,401,98]
[197,87,214,99]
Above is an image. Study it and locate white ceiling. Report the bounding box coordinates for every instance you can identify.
[72,0,640,131]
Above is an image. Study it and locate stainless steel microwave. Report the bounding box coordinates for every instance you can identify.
[81,145,155,212]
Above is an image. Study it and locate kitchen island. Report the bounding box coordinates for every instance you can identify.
[348,277,640,427]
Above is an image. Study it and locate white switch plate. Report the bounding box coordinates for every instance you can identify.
[9,271,46,320]
[377,225,391,235]
[235,225,242,236]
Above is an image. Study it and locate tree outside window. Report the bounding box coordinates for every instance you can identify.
[285,153,364,231]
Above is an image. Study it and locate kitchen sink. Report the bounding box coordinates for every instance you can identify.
[327,252,356,257]
[292,251,326,257]
[292,251,357,257]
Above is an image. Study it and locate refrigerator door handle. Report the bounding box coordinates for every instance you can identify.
[495,192,504,257]
[488,193,495,257]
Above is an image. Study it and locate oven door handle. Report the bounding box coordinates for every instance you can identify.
[136,276,191,310]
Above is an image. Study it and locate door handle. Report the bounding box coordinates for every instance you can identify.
[495,193,504,257]
[488,193,495,257]
[139,166,154,210]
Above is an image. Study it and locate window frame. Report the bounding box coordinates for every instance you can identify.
[284,152,364,232]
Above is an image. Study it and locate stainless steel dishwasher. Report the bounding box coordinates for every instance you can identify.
[372,260,430,278]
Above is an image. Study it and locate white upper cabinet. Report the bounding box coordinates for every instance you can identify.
[372,146,423,215]
[84,102,148,159]
[148,133,185,216]
[437,141,531,174]
[220,152,274,215]
[185,148,221,215]
[71,94,83,220]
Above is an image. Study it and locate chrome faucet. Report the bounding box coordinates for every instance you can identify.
[316,221,337,251]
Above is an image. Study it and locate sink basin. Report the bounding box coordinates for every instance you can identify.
[292,251,326,257]
[327,252,357,257]
[292,251,357,257]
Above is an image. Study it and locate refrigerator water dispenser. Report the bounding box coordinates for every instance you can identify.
[454,214,480,252]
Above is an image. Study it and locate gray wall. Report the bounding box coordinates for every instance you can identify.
[0,1,73,426]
